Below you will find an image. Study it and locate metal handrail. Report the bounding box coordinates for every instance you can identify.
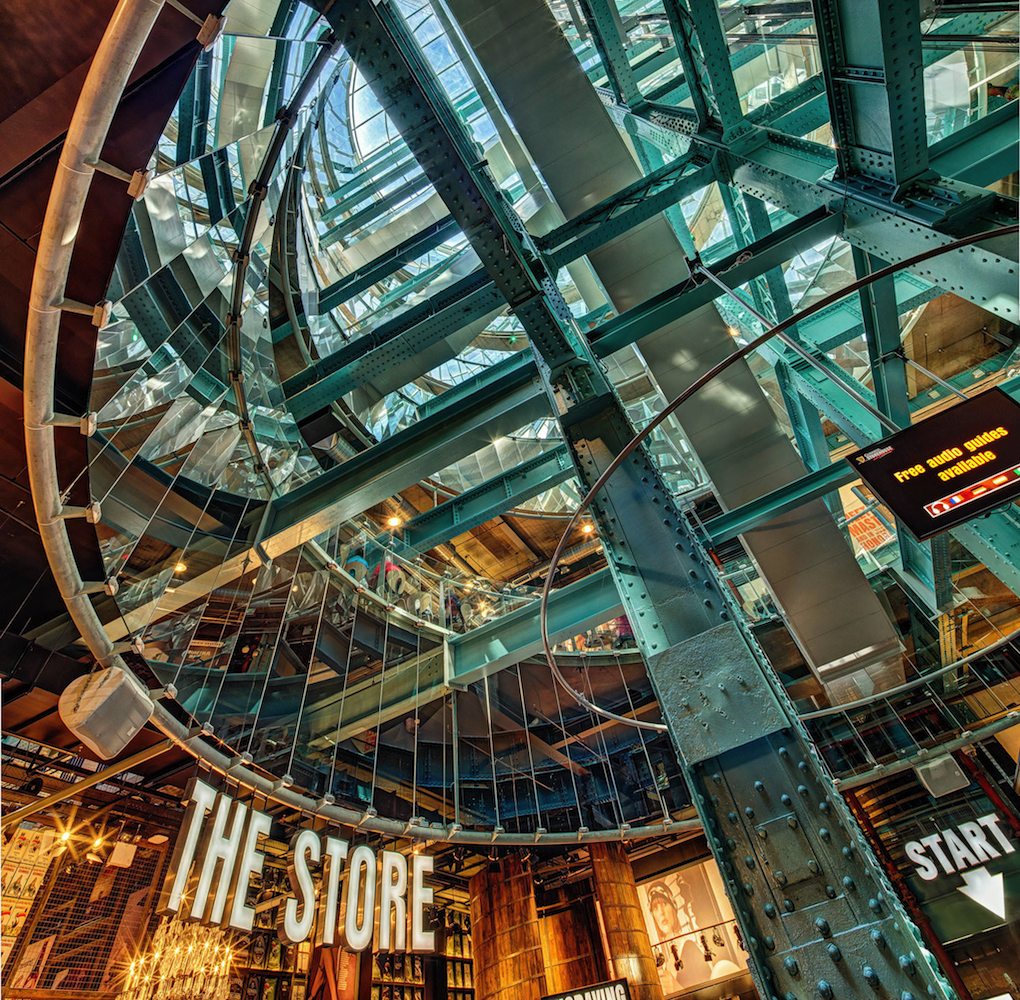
[799,625,1020,720]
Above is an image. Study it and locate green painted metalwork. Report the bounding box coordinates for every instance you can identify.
[317,216,460,313]
[284,270,504,422]
[448,568,622,685]
[703,461,859,545]
[395,444,575,555]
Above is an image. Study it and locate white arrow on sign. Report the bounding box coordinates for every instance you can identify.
[958,866,1006,919]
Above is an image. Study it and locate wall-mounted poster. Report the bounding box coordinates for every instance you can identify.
[636,860,747,996]
[6,933,56,990]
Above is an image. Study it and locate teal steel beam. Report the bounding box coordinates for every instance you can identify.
[317,174,435,249]
[733,192,833,472]
[539,158,714,269]
[319,157,425,222]
[577,0,642,106]
[269,209,869,547]
[929,100,1020,187]
[284,270,503,422]
[810,0,931,189]
[590,208,843,356]
[672,0,747,134]
[854,248,911,430]
[448,570,622,686]
[795,270,941,353]
[703,461,859,545]
[317,216,460,313]
[266,355,549,544]
[604,98,1020,323]
[954,510,1020,601]
[394,444,575,554]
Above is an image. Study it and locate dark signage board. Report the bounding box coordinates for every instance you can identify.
[845,387,1020,540]
[542,979,631,1000]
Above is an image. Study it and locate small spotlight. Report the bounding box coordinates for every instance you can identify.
[727,326,739,337]
[94,838,103,848]
[387,516,400,527]
[582,523,593,534]
[174,562,187,573]
[60,831,70,843]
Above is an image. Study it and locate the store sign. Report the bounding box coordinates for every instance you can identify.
[158,778,436,952]
[846,388,1020,540]
[542,979,631,1000]
[903,811,1015,919]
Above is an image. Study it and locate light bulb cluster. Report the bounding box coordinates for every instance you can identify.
[121,918,233,1000]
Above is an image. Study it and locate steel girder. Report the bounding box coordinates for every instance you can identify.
[537,154,715,269]
[393,444,575,555]
[283,269,504,423]
[929,100,1020,187]
[577,0,642,106]
[448,568,623,686]
[703,462,859,545]
[317,216,460,313]
[278,208,845,545]
[605,98,1019,324]
[265,355,548,546]
[288,151,717,417]
[810,0,930,189]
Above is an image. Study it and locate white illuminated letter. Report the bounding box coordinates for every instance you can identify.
[317,837,348,947]
[919,834,955,874]
[409,853,434,952]
[978,813,1016,854]
[224,808,272,932]
[378,850,408,952]
[904,841,939,881]
[279,829,321,944]
[190,792,248,924]
[341,844,376,952]
[958,821,1001,862]
[940,829,977,872]
[158,777,217,915]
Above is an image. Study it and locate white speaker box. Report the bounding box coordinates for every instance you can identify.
[58,667,154,759]
[914,754,970,798]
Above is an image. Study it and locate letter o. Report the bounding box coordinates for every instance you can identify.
[342,845,376,951]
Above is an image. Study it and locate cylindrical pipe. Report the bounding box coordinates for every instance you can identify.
[589,842,664,1000]
[24,0,165,669]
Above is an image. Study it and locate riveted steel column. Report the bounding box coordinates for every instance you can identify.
[810,0,931,190]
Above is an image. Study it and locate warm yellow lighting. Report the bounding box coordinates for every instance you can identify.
[60,831,70,842]
[582,523,593,534]
[387,515,400,527]
[174,561,187,573]
[94,838,103,848]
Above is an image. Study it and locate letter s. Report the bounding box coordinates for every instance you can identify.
[905,840,939,881]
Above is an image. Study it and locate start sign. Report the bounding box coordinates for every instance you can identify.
[904,811,1016,921]
[846,388,1020,540]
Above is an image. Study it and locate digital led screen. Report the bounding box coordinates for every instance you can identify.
[845,387,1020,541]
